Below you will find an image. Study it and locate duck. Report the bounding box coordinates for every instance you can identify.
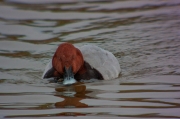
[42,43,121,85]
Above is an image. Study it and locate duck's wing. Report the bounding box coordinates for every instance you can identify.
[78,45,121,80]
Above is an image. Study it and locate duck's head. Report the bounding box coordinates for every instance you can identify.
[52,43,84,85]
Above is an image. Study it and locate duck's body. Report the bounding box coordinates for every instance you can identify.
[78,45,120,80]
[42,43,121,85]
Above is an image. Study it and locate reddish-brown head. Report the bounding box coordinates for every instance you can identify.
[52,43,84,75]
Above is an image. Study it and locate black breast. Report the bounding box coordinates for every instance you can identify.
[75,61,103,81]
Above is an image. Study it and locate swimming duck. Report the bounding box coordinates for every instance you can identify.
[42,43,121,85]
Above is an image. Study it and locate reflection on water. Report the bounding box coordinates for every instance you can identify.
[0,0,180,118]
[1,76,180,118]
[55,83,88,109]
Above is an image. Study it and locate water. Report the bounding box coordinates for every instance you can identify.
[0,0,180,118]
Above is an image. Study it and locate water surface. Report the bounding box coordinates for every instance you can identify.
[0,0,180,118]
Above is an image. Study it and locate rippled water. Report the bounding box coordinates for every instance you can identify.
[0,0,180,118]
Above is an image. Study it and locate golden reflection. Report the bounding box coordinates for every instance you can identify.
[54,82,88,108]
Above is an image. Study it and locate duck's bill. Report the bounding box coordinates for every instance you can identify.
[63,66,77,85]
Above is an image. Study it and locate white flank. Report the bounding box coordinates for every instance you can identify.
[42,59,52,79]
[78,45,121,80]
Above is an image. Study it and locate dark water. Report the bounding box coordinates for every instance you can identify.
[0,0,180,118]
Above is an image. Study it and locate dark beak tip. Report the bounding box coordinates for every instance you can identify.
[63,66,76,85]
